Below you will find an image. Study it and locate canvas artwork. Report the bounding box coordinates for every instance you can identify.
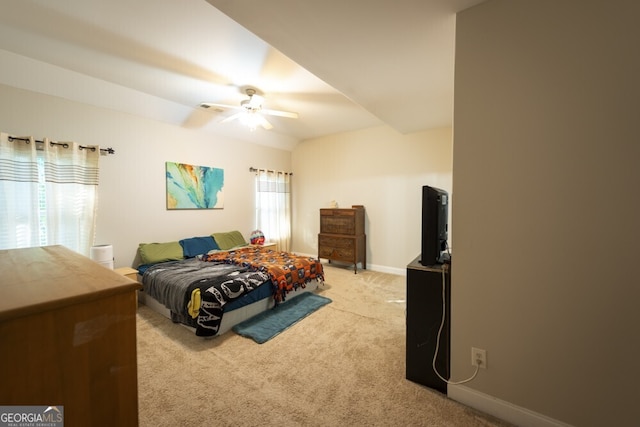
[166,161,224,209]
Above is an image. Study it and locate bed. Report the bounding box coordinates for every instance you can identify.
[136,231,324,337]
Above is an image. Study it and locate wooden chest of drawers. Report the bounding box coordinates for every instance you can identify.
[318,206,366,273]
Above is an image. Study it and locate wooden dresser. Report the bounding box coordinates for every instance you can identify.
[318,206,366,273]
[0,245,142,427]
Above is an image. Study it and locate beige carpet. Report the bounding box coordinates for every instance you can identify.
[136,263,511,427]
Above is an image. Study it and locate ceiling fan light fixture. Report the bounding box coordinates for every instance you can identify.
[202,86,294,131]
[240,110,261,131]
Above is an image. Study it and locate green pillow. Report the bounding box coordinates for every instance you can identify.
[138,241,184,264]
[211,231,247,250]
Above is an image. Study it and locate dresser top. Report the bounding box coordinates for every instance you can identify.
[0,245,141,322]
[320,205,364,211]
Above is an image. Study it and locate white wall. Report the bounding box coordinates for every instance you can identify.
[291,125,452,273]
[0,83,291,267]
[1,81,452,273]
[452,1,640,426]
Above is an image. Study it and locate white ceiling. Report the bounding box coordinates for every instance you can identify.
[0,0,485,151]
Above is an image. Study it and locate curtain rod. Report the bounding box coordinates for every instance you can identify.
[7,135,115,155]
[249,167,292,176]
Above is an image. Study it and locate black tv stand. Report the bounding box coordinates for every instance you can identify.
[406,255,451,394]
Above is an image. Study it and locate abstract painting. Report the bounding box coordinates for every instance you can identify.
[166,161,224,209]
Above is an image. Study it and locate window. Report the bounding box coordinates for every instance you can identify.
[254,169,292,251]
[0,134,99,255]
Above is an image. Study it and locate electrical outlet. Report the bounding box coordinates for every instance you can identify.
[471,347,487,369]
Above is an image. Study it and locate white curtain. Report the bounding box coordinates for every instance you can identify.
[255,169,291,251]
[42,138,100,255]
[0,133,100,256]
[0,133,40,248]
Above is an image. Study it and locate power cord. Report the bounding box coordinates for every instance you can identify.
[431,245,480,385]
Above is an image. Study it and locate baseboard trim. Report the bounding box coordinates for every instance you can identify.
[295,253,405,276]
[369,263,405,275]
[448,385,574,427]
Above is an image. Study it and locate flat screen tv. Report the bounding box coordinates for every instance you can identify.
[420,185,449,266]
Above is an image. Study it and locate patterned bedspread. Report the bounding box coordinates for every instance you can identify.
[142,259,270,336]
[202,246,324,303]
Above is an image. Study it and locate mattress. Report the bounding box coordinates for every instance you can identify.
[138,280,318,337]
[137,246,324,337]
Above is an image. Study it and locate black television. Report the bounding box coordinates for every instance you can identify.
[420,185,449,266]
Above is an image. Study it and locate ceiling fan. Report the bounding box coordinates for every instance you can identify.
[200,87,298,131]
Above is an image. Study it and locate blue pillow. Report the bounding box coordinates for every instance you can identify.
[179,236,219,258]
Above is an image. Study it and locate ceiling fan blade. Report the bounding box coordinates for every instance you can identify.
[257,115,273,130]
[182,108,216,129]
[262,108,299,119]
[220,112,244,124]
[200,102,242,111]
